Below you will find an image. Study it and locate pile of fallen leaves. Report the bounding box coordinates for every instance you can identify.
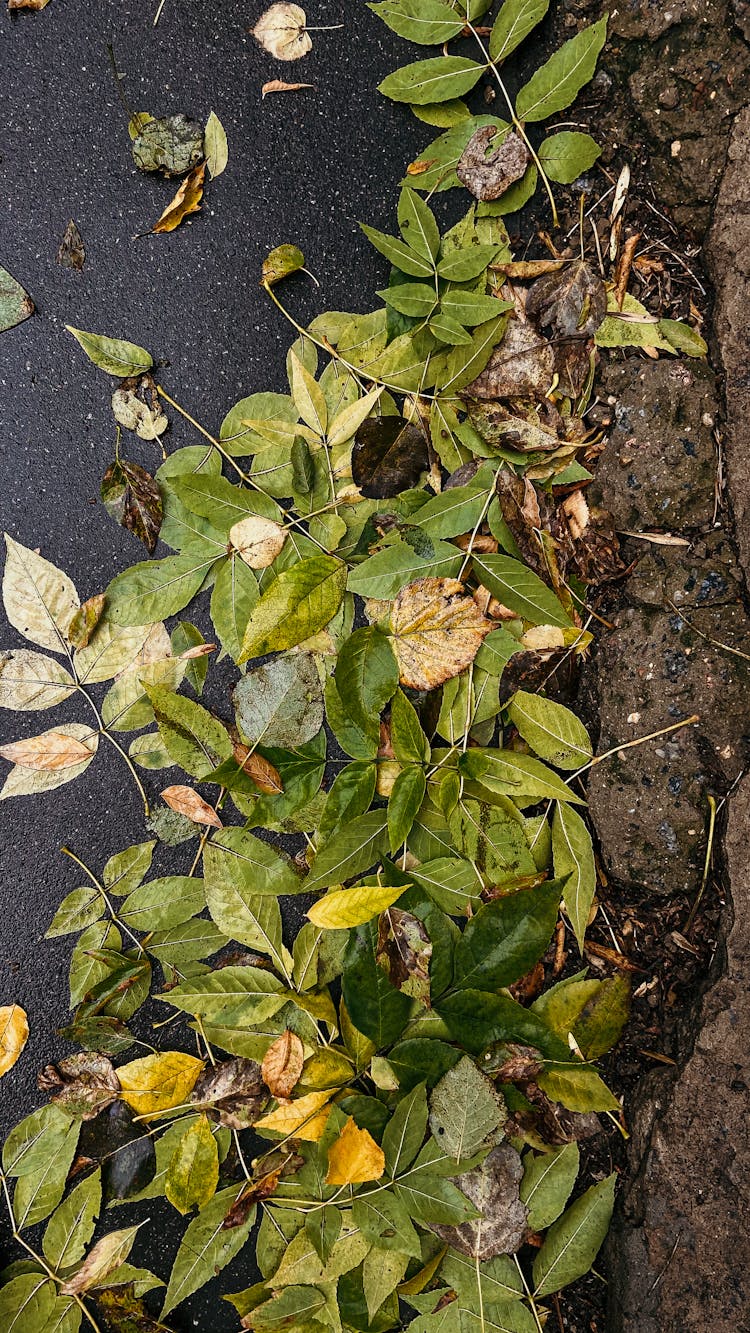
[0,2,709,1332]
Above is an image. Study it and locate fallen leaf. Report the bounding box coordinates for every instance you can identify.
[153,160,206,234]
[39,1052,120,1119]
[192,1058,269,1130]
[431,1143,527,1258]
[352,417,429,499]
[232,743,285,794]
[56,220,85,271]
[0,1005,29,1078]
[389,578,493,691]
[8,0,50,8]
[0,730,94,770]
[376,908,432,1005]
[262,79,314,95]
[253,3,312,60]
[457,126,530,201]
[229,515,287,569]
[61,1226,141,1295]
[67,594,107,650]
[118,1051,204,1116]
[465,300,554,401]
[111,384,168,440]
[255,1089,332,1141]
[161,785,222,829]
[101,458,163,552]
[0,264,34,333]
[526,260,607,340]
[204,109,228,179]
[262,243,305,287]
[325,1116,385,1185]
[131,113,204,176]
[261,1030,305,1098]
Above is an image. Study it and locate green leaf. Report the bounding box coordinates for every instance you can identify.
[409,857,483,915]
[489,0,550,62]
[170,473,281,532]
[537,1061,619,1112]
[235,652,324,748]
[324,677,379,759]
[289,351,328,436]
[520,1143,579,1231]
[46,887,104,938]
[165,1114,219,1214]
[0,1275,57,1333]
[204,109,228,178]
[381,1081,428,1175]
[43,1169,101,1270]
[437,989,570,1060]
[360,224,436,279]
[342,918,412,1046]
[441,315,509,392]
[507,690,592,770]
[453,880,562,991]
[370,0,465,45]
[118,876,205,932]
[395,1172,476,1225]
[146,686,232,779]
[388,766,426,853]
[105,549,218,625]
[436,244,501,281]
[210,556,259,663]
[391,690,430,765]
[13,1117,80,1230]
[551,804,597,951]
[440,1249,523,1306]
[532,1174,616,1296]
[429,1056,506,1158]
[335,626,399,734]
[205,824,302,901]
[103,841,155,896]
[204,851,287,966]
[459,749,584,805]
[0,265,34,334]
[515,17,607,122]
[472,553,571,626]
[319,761,378,846]
[161,1186,256,1316]
[239,556,347,662]
[66,326,152,377]
[352,1191,422,1257]
[348,538,463,600]
[573,975,630,1060]
[538,131,601,183]
[380,57,484,106]
[430,311,474,345]
[658,318,708,357]
[440,291,512,327]
[379,282,438,318]
[306,1205,342,1264]
[306,810,391,893]
[398,187,441,260]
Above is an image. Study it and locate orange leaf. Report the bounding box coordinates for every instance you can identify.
[0,1005,29,1079]
[261,1030,304,1098]
[325,1116,385,1185]
[0,731,93,770]
[161,785,222,828]
[232,743,284,794]
[153,161,206,235]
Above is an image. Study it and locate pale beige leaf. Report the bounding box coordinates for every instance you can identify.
[153,161,206,235]
[2,535,79,654]
[0,650,75,711]
[118,1051,204,1117]
[161,785,222,828]
[74,621,155,685]
[325,1117,385,1185]
[60,1225,141,1295]
[0,730,96,771]
[0,723,98,800]
[255,1089,332,1141]
[253,3,312,60]
[389,578,493,691]
[204,110,229,179]
[0,1005,29,1079]
[229,515,286,570]
[262,79,314,96]
[261,1030,304,1098]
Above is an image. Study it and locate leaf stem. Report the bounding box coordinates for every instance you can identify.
[514,1255,545,1333]
[60,845,145,954]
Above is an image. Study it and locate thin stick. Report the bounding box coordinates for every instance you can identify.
[683,794,717,934]
[575,714,700,778]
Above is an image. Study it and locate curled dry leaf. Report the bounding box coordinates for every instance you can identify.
[389,578,493,691]
[111,385,168,441]
[61,1225,141,1296]
[192,1057,269,1130]
[0,729,94,770]
[261,1029,305,1098]
[262,243,305,287]
[161,785,222,829]
[0,1005,29,1078]
[262,79,314,96]
[67,594,107,650]
[229,515,287,569]
[153,160,206,234]
[39,1051,120,1119]
[101,458,163,553]
[253,3,312,60]
[232,742,284,794]
[56,220,85,272]
[457,126,530,202]
[325,1116,385,1185]
[526,260,607,340]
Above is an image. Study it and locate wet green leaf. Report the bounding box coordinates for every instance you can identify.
[532,1174,615,1296]
[239,555,347,662]
[380,57,484,106]
[515,18,607,122]
[66,327,153,377]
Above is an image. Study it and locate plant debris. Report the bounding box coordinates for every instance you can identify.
[56,219,86,271]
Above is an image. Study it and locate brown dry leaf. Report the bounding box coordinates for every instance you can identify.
[562,490,589,540]
[262,79,314,96]
[261,1030,305,1098]
[153,161,206,235]
[457,126,530,202]
[252,3,312,60]
[325,1116,385,1185]
[389,578,493,692]
[229,515,286,569]
[376,908,432,1006]
[192,1057,269,1130]
[526,260,606,340]
[39,1052,120,1120]
[61,1227,140,1296]
[161,785,222,829]
[0,730,94,770]
[57,220,85,271]
[232,743,284,794]
[431,1144,527,1259]
[0,1005,29,1078]
[493,260,565,280]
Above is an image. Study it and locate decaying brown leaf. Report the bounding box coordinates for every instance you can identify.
[493,260,565,280]
[67,593,106,650]
[56,220,85,271]
[0,730,93,770]
[192,1057,269,1130]
[389,578,493,691]
[161,785,222,829]
[431,1144,527,1258]
[376,908,432,1006]
[0,1005,29,1079]
[457,126,530,202]
[61,1226,140,1296]
[466,298,555,401]
[8,0,50,9]
[253,3,312,60]
[232,742,284,794]
[526,260,607,340]
[229,515,287,569]
[111,381,168,440]
[262,79,314,96]
[39,1052,120,1119]
[261,1029,305,1098]
[153,160,206,234]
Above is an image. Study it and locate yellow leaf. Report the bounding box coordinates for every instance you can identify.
[307,883,406,930]
[153,161,206,235]
[118,1051,204,1117]
[255,1089,332,1142]
[252,3,312,60]
[160,785,222,828]
[0,1005,29,1078]
[0,730,93,770]
[325,1117,385,1185]
[229,515,286,570]
[261,1030,305,1098]
[389,577,492,691]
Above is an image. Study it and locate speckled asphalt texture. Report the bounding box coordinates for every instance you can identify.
[0,0,432,1322]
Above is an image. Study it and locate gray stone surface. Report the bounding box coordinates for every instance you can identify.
[607,776,750,1332]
